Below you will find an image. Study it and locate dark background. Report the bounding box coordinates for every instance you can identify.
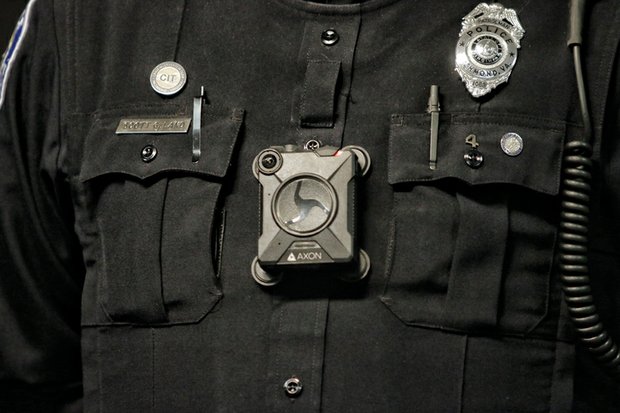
[1,0,28,51]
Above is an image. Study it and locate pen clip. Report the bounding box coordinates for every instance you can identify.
[192,86,205,163]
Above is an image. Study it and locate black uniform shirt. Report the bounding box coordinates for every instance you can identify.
[1,0,619,412]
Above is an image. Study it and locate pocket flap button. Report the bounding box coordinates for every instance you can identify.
[321,29,339,46]
[141,145,157,163]
[464,149,484,168]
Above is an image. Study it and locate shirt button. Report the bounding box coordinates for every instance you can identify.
[141,145,157,163]
[321,29,339,46]
[464,149,484,168]
[283,376,303,397]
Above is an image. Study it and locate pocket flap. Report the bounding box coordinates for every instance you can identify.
[80,106,245,182]
[388,113,566,195]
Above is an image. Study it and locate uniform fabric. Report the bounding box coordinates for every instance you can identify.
[0,0,619,412]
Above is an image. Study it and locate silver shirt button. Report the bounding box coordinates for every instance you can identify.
[283,376,303,397]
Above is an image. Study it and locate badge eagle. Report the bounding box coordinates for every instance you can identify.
[455,3,525,98]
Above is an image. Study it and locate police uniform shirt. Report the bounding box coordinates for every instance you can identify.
[0,0,619,412]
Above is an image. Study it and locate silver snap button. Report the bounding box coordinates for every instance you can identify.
[141,145,157,163]
[464,149,484,168]
[321,29,339,46]
[283,377,303,397]
[500,132,523,156]
[304,139,321,151]
[150,61,187,96]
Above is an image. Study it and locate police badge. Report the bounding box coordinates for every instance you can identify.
[455,3,525,98]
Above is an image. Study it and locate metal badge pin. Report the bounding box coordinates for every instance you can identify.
[500,132,523,156]
[455,3,525,98]
[150,61,187,96]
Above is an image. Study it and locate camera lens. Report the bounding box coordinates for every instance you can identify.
[256,149,282,175]
[273,175,336,236]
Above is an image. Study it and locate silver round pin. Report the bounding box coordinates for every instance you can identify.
[150,61,187,96]
[500,132,524,156]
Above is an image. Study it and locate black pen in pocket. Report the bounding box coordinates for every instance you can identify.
[427,85,440,170]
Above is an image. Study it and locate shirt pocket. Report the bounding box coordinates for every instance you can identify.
[79,106,244,325]
[382,112,565,335]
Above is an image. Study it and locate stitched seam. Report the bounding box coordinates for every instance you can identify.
[310,301,321,407]
[390,179,558,196]
[71,0,77,112]
[299,58,310,126]
[172,0,187,61]
[158,180,170,320]
[274,305,285,407]
[458,335,468,413]
[97,329,103,413]
[50,0,63,174]
[392,112,568,132]
[151,328,156,412]
[299,60,339,127]
[382,200,397,295]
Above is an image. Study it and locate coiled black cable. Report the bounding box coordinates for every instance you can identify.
[560,0,620,377]
[559,140,620,377]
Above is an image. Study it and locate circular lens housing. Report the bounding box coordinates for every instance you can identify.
[272,174,337,237]
[256,149,282,175]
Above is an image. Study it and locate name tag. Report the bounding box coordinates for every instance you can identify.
[115,117,191,134]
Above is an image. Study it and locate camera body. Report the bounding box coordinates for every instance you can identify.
[251,144,370,286]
